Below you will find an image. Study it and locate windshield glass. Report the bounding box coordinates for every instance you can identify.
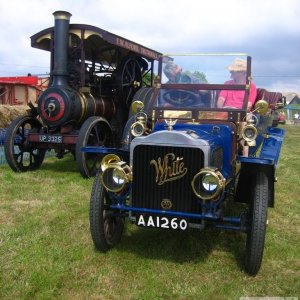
[157,54,253,112]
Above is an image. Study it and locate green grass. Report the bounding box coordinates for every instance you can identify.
[0,125,299,299]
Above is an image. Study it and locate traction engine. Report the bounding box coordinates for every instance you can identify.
[4,11,160,177]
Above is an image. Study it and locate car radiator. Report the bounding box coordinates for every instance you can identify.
[131,144,204,213]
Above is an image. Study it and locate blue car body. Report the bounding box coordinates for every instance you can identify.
[84,54,285,275]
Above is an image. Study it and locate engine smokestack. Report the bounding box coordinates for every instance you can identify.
[52,11,72,86]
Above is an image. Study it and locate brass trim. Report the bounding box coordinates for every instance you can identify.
[199,111,228,120]
[241,124,258,142]
[161,199,173,210]
[131,100,144,114]
[191,168,225,201]
[78,91,87,123]
[131,121,146,137]
[163,110,192,119]
[152,110,155,129]
[101,161,132,193]
[100,154,121,172]
[150,153,187,185]
[254,100,269,115]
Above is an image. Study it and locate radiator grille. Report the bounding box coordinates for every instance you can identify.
[132,145,204,213]
[211,148,223,170]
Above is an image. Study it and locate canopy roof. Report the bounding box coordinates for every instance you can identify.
[31,24,162,64]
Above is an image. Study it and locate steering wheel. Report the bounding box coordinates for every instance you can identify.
[163,90,199,106]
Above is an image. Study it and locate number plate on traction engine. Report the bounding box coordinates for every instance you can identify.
[39,134,63,143]
[136,214,188,231]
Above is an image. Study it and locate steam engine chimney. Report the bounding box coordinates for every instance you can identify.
[52,11,72,86]
[38,11,115,129]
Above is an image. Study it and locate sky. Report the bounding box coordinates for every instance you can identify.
[0,0,299,93]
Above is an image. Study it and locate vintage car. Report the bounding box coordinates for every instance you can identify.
[84,54,285,275]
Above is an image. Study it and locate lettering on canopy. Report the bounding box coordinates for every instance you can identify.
[116,37,159,60]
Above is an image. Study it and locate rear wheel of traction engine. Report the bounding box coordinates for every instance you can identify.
[4,116,45,172]
[76,116,113,178]
[115,55,143,107]
[245,171,269,275]
[90,170,124,252]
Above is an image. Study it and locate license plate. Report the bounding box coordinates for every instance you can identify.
[136,214,188,231]
[39,134,63,143]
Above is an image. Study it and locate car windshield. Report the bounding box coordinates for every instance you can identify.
[156,54,253,113]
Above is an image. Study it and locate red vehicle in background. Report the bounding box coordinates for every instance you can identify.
[0,76,48,105]
[278,112,286,124]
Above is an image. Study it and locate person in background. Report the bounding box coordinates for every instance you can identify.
[217,58,257,111]
[163,62,182,83]
[163,61,200,84]
[162,61,210,108]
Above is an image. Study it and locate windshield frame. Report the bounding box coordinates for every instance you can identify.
[155,54,253,122]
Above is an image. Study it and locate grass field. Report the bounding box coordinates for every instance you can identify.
[0,125,299,299]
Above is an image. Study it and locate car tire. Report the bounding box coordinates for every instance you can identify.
[245,171,268,275]
[89,170,124,252]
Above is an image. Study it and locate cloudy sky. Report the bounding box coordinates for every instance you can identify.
[0,0,299,93]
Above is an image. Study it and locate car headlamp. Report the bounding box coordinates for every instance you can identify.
[100,154,131,192]
[242,124,257,146]
[131,121,146,137]
[101,161,132,192]
[191,168,225,200]
[100,154,121,172]
[130,112,148,137]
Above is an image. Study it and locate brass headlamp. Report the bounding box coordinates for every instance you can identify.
[191,167,225,201]
[100,154,132,193]
[131,112,148,137]
[242,124,258,146]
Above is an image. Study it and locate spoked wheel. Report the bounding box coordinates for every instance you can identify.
[116,56,143,106]
[90,171,124,252]
[245,171,269,275]
[4,116,45,172]
[76,116,113,178]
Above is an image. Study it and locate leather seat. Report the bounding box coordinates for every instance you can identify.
[255,88,282,110]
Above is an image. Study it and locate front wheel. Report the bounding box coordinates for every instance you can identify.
[89,171,124,252]
[245,171,269,275]
[4,116,45,172]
